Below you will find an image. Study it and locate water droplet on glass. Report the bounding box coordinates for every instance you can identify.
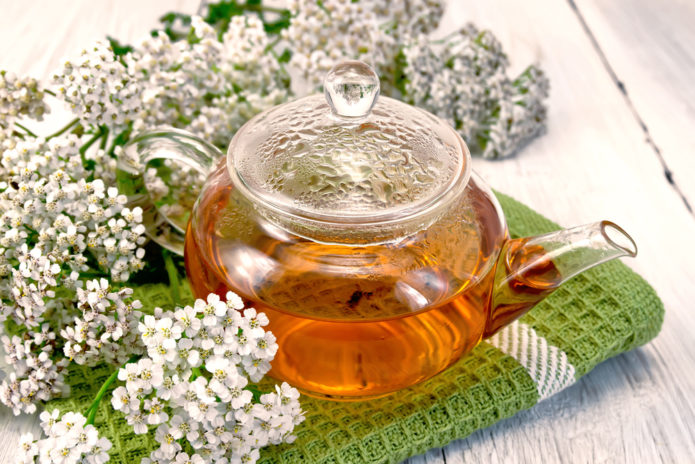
[324,61,380,119]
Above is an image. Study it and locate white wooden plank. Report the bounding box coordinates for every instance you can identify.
[573,0,695,211]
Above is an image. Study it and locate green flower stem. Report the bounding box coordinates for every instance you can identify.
[191,367,203,380]
[99,127,110,150]
[264,36,281,53]
[163,249,181,305]
[84,369,119,424]
[79,130,104,157]
[45,117,80,141]
[44,89,57,97]
[14,122,37,137]
[78,127,107,166]
[84,355,140,425]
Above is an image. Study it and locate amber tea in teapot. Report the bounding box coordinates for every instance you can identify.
[184,158,512,398]
[119,61,637,399]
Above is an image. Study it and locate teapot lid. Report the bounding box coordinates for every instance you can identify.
[227,61,470,225]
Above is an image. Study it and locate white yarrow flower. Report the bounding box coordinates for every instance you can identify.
[16,411,112,464]
[112,292,304,463]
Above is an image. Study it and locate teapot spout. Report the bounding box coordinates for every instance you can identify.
[484,221,637,337]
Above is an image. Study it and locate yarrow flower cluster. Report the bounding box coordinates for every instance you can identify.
[0,132,146,414]
[61,280,145,366]
[111,292,304,464]
[0,133,147,282]
[400,25,550,159]
[0,130,147,415]
[18,410,112,464]
[184,15,289,147]
[0,277,145,415]
[52,42,142,130]
[83,15,287,148]
[1,326,66,415]
[284,0,445,93]
[0,70,50,145]
[0,95,145,414]
[0,71,50,121]
[52,16,288,147]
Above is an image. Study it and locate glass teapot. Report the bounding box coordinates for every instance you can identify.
[118,61,637,400]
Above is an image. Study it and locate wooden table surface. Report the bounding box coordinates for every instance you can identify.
[1,1,694,463]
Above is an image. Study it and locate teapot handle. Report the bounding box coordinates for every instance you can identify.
[116,128,222,255]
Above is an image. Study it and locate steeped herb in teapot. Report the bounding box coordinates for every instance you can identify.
[119,61,638,399]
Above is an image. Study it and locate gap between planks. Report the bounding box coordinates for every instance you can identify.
[566,0,693,216]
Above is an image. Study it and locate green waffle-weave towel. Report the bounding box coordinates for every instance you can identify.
[46,192,664,464]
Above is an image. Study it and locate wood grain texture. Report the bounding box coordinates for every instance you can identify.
[1,1,694,463]
[573,0,695,212]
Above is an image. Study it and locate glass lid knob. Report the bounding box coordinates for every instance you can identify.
[324,61,380,119]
